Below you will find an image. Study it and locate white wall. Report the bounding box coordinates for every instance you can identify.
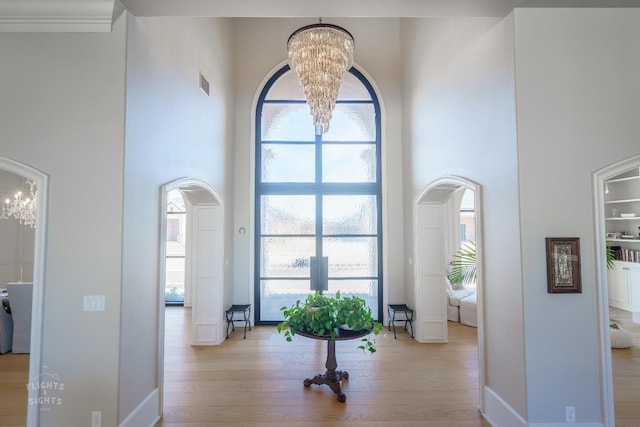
[0,11,236,426]
[232,18,406,313]
[401,15,525,419]
[514,8,640,424]
[0,15,127,426]
[0,170,35,285]
[2,7,635,425]
[120,14,235,423]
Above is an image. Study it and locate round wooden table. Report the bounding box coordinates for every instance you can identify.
[295,328,373,402]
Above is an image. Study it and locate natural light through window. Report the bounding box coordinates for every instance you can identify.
[460,189,476,290]
[255,66,382,323]
[165,189,186,304]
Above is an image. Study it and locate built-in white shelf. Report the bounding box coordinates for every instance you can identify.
[607,175,640,184]
[605,198,640,204]
[606,168,640,244]
[606,168,640,311]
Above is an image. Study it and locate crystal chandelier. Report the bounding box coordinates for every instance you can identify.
[287,22,354,135]
[0,180,37,228]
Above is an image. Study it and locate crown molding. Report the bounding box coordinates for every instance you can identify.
[120,0,640,18]
[0,0,116,32]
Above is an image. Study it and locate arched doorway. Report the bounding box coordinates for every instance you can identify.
[414,175,485,413]
[156,177,225,414]
[593,154,640,426]
[0,155,48,427]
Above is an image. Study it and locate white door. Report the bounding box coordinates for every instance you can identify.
[415,204,448,343]
[191,204,224,345]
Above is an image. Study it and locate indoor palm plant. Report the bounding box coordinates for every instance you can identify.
[447,241,477,290]
[277,291,383,354]
[606,245,616,270]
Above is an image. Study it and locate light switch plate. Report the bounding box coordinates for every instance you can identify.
[83,295,105,312]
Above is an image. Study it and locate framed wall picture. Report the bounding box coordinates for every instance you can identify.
[545,237,582,294]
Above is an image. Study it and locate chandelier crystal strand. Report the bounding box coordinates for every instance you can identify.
[0,180,37,228]
[288,24,354,135]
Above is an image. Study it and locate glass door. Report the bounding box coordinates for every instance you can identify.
[255,67,382,322]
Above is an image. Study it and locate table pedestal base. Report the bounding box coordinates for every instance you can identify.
[303,339,349,402]
[304,370,350,402]
[297,328,372,402]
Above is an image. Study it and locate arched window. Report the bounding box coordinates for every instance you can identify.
[255,65,382,323]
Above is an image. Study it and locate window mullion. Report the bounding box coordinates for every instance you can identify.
[256,65,382,324]
[316,133,323,258]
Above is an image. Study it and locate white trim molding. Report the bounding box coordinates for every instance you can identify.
[592,154,640,427]
[483,386,527,427]
[156,177,224,423]
[118,388,160,427]
[414,175,486,415]
[0,156,48,427]
[0,0,115,32]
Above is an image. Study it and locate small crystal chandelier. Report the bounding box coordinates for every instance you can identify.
[0,180,37,228]
[287,21,355,135]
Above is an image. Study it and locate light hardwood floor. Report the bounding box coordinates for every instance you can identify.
[0,307,638,426]
[159,307,489,427]
[608,308,640,427]
[0,350,29,426]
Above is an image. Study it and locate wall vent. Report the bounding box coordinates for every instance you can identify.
[199,72,210,96]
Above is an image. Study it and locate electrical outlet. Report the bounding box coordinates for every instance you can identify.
[91,411,102,427]
[566,406,575,423]
[83,296,105,312]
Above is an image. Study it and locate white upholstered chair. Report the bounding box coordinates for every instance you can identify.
[6,282,33,353]
[0,297,13,354]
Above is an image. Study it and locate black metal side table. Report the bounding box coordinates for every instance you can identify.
[225,304,251,339]
[387,304,414,339]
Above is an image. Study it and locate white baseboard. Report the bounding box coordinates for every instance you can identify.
[192,321,222,345]
[483,386,527,427]
[528,424,603,427]
[483,386,605,427]
[119,388,160,427]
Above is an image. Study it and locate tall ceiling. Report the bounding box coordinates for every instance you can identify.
[121,0,640,17]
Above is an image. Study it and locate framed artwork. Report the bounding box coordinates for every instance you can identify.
[545,237,582,294]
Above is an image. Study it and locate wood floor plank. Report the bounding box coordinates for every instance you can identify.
[609,308,640,425]
[157,307,489,426]
[1,306,637,426]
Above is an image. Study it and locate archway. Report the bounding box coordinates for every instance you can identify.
[0,156,48,427]
[157,177,225,414]
[414,175,485,413]
[593,154,640,426]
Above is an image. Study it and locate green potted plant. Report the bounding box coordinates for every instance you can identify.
[336,294,384,353]
[277,291,339,341]
[447,241,477,290]
[606,245,616,270]
[277,291,383,354]
[610,318,621,329]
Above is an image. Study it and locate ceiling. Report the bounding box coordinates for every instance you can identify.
[179,185,220,205]
[120,0,640,18]
[2,0,640,33]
